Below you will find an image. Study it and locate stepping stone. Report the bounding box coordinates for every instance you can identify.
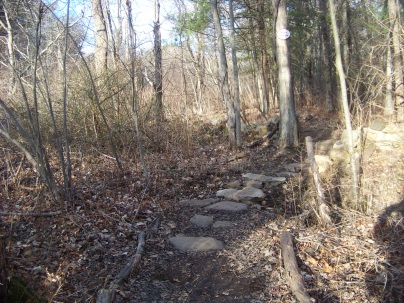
[212,221,234,228]
[243,173,274,182]
[179,198,219,207]
[169,236,224,251]
[206,201,248,212]
[190,215,214,228]
[243,173,286,184]
[216,189,238,200]
[233,187,266,202]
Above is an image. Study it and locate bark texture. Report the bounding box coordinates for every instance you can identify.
[274,0,298,148]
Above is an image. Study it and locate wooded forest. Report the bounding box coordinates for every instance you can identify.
[0,0,403,302]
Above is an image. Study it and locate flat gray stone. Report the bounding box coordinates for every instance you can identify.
[206,201,248,212]
[179,198,219,207]
[212,221,234,228]
[169,236,224,251]
[243,173,273,182]
[216,189,238,200]
[190,215,214,228]
[243,173,286,184]
[233,187,266,202]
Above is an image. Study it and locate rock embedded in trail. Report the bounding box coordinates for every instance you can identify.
[169,236,224,251]
[179,198,219,208]
[190,215,214,228]
[233,187,266,203]
[206,201,248,212]
[242,173,286,187]
[216,189,238,200]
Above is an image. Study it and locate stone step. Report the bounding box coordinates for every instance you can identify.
[179,198,219,207]
[169,236,224,251]
[206,201,248,212]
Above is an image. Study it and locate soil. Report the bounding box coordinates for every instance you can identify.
[1,111,403,303]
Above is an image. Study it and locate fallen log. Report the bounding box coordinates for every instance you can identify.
[96,232,145,303]
[280,231,313,303]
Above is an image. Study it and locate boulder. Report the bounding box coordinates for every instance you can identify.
[316,139,335,154]
[370,118,387,131]
[330,141,350,164]
[314,155,333,174]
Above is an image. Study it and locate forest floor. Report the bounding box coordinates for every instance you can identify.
[1,110,403,303]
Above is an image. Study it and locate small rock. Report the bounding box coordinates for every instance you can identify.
[190,215,214,228]
[169,236,224,251]
[206,201,248,212]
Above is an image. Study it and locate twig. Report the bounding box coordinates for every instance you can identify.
[0,211,62,217]
[96,232,146,303]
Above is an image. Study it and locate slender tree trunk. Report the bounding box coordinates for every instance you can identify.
[388,0,404,120]
[319,0,333,112]
[127,0,148,178]
[385,42,395,117]
[274,0,298,149]
[62,0,72,200]
[328,0,359,206]
[154,0,163,123]
[91,0,108,75]
[229,0,242,147]
[257,0,270,114]
[209,0,236,148]
[0,0,16,94]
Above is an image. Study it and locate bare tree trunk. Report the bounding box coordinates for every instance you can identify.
[257,0,270,114]
[210,0,236,149]
[388,0,404,120]
[319,0,333,112]
[229,0,242,147]
[0,0,16,94]
[62,0,72,200]
[127,0,148,179]
[274,0,298,149]
[91,0,108,75]
[328,0,359,206]
[154,0,163,123]
[385,42,395,117]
